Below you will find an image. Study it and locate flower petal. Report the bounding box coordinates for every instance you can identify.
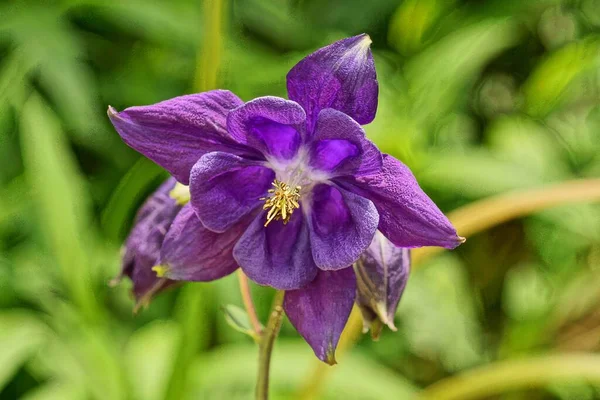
[355,231,410,338]
[118,178,180,301]
[108,90,253,184]
[336,154,464,249]
[190,152,275,233]
[234,209,318,290]
[309,108,382,177]
[284,268,356,365]
[158,204,247,281]
[308,183,378,270]
[227,96,306,162]
[287,34,378,131]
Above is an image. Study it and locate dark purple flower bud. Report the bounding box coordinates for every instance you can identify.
[355,231,411,340]
[112,177,183,309]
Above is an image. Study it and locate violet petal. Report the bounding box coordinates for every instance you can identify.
[189,151,275,233]
[284,268,356,365]
[226,96,306,162]
[309,108,382,177]
[158,204,246,281]
[108,90,254,184]
[287,34,378,131]
[234,209,318,290]
[355,231,410,337]
[308,183,378,270]
[336,154,464,249]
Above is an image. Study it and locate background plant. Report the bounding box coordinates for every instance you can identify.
[1,0,600,399]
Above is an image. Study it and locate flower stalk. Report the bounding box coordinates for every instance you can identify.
[256,291,285,400]
[237,270,263,336]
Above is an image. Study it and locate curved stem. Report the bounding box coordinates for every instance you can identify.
[417,353,600,400]
[256,291,285,400]
[237,270,263,335]
[412,178,600,266]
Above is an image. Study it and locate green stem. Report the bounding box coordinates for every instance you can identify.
[417,353,600,400]
[256,291,285,400]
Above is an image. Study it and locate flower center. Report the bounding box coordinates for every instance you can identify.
[261,179,301,227]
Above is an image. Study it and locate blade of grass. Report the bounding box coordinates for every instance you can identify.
[20,94,102,321]
[417,353,600,400]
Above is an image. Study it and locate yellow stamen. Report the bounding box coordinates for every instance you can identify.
[152,264,169,278]
[169,183,191,205]
[260,180,301,227]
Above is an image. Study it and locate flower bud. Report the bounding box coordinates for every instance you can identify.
[354,231,410,340]
[112,177,185,309]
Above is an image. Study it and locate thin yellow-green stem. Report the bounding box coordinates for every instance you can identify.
[256,291,285,400]
[417,353,600,400]
[296,177,600,399]
[412,178,600,266]
[195,0,225,91]
[237,270,263,335]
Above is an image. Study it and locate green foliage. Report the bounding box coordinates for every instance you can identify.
[0,0,599,399]
[222,304,262,341]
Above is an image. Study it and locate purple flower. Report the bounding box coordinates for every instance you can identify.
[109,34,463,363]
[114,178,181,306]
[355,231,411,340]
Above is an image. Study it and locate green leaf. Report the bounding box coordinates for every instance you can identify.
[83,1,201,48]
[101,157,168,241]
[20,383,85,400]
[124,320,181,400]
[6,6,129,166]
[388,0,457,55]
[0,310,48,391]
[404,19,520,125]
[418,150,543,198]
[222,305,261,341]
[28,301,128,400]
[163,284,214,400]
[522,38,600,117]
[486,115,568,180]
[187,342,417,400]
[502,263,552,321]
[399,255,484,371]
[20,94,100,320]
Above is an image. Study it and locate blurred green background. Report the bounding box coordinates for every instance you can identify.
[1,0,600,399]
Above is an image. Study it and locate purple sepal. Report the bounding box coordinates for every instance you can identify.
[284,268,356,365]
[336,154,464,249]
[158,204,247,281]
[108,90,254,184]
[287,34,378,131]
